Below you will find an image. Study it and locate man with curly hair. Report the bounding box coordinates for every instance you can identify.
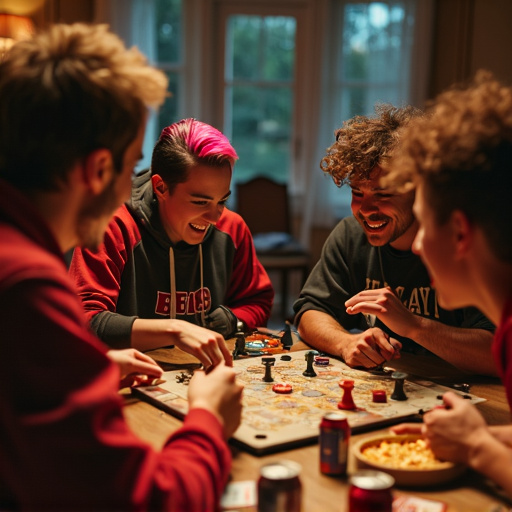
[389,71,512,498]
[293,104,496,375]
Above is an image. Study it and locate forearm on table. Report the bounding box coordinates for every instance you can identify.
[131,318,180,352]
[297,310,353,357]
[406,318,497,376]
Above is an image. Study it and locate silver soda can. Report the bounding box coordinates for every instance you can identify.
[257,460,302,512]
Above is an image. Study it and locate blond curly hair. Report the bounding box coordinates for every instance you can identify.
[385,70,512,262]
[320,104,423,187]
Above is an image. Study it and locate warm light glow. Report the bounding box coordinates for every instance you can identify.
[0,13,34,59]
[0,13,34,41]
[0,0,45,16]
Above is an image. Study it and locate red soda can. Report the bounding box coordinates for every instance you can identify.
[348,470,394,512]
[257,460,302,512]
[319,412,350,475]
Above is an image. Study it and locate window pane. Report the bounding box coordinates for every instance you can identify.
[225,15,296,185]
[227,85,292,183]
[158,70,180,130]
[341,3,406,84]
[156,0,182,63]
[227,15,296,82]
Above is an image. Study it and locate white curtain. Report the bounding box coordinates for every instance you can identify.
[94,0,159,172]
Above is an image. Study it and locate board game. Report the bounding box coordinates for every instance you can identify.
[133,350,485,455]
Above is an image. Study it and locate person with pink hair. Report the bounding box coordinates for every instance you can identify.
[70,118,274,367]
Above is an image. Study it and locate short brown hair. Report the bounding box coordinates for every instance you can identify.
[0,23,168,191]
[386,70,512,262]
[320,104,423,187]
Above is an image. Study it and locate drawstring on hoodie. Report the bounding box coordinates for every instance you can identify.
[169,244,205,326]
[169,247,176,319]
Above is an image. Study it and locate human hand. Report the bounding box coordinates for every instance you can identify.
[187,363,244,439]
[341,328,401,368]
[345,286,421,340]
[204,305,239,338]
[173,321,233,369]
[107,348,163,388]
[421,391,489,465]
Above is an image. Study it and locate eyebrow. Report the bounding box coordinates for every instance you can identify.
[190,190,232,200]
[350,184,388,192]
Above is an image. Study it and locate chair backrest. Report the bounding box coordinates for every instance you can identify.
[235,177,291,235]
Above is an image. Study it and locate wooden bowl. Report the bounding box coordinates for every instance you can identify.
[352,434,466,487]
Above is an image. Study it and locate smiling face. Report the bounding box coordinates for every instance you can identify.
[350,166,418,251]
[155,163,232,244]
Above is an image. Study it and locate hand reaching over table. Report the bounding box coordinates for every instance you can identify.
[107,348,163,388]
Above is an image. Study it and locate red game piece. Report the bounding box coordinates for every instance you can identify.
[372,389,387,403]
[272,382,293,394]
[338,379,357,410]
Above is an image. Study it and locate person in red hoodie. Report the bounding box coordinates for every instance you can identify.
[70,118,274,356]
[0,22,243,511]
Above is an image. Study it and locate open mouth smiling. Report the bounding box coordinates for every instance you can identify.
[190,223,209,232]
[363,219,388,231]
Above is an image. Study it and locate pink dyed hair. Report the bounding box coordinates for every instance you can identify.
[151,118,238,190]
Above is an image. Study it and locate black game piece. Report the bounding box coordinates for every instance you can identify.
[232,331,247,360]
[303,350,318,377]
[280,322,293,349]
[280,355,292,361]
[391,371,408,401]
[262,357,276,382]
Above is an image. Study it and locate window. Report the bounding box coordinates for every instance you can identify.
[100,0,432,238]
[154,0,182,131]
[223,15,296,184]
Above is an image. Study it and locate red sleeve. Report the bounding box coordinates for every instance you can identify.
[217,210,275,329]
[69,205,139,322]
[1,271,231,511]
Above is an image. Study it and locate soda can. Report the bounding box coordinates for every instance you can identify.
[319,411,350,475]
[257,460,302,512]
[348,470,394,512]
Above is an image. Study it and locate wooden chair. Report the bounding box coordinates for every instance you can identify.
[235,176,310,320]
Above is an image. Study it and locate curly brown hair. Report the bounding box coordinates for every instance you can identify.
[385,70,512,262]
[320,104,423,187]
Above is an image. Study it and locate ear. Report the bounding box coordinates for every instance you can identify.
[151,174,168,198]
[82,149,114,194]
[450,210,474,259]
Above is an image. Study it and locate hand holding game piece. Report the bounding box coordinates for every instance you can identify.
[391,371,408,401]
[107,348,164,388]
[188,362,244,440]
[262,357,276,382]
[303,350,318,377]
[338,379,357,410]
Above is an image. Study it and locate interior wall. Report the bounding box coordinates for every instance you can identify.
[429,0,512,98]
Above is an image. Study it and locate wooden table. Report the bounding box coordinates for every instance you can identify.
[123,342,512,512]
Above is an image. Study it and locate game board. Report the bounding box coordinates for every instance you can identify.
[133,350,485,455]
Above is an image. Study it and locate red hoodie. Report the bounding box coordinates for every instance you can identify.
[0,178,231,511]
